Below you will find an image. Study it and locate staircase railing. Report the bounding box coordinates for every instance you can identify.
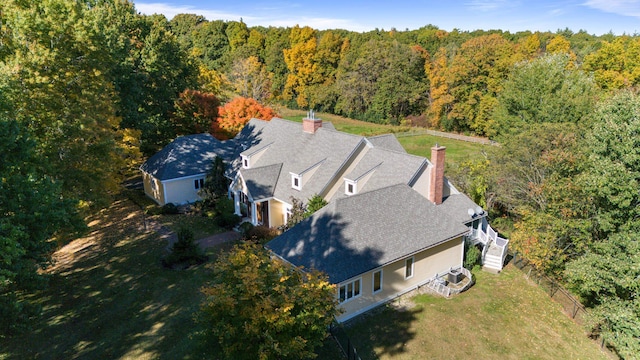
[476,224,509,270]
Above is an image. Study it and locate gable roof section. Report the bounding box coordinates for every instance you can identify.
[140,133,223,181]
[266,184,469,284]
[439,192,486,225]
[334,147,428,201]
[238,118,365,202]
[367,134,406,153]
[241,163,282,200]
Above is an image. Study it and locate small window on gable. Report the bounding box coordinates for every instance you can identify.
[292,174,301,190]
[242,155,249,169]
[345,180,356,195]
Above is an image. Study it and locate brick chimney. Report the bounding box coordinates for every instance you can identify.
[302,110,322,134]
[429,144,446,205]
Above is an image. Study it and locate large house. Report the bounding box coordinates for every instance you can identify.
[141,114,508,322]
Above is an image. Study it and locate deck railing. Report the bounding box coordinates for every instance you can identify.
[471,223,509,270]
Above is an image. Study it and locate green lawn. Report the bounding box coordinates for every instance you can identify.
[344,266,609,360]
[0,193,342,360]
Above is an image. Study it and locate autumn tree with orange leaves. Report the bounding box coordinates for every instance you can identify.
[216,97,278,138]
[171,89,220,136]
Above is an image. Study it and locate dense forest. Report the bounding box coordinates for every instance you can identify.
[1,0,639,357]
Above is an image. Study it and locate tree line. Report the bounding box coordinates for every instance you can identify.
[1,0,639,356]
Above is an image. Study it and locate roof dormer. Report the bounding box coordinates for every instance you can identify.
[240,142,272,169]
[290,158,326,190]
[344,179,357,195]
[343,163,381,196]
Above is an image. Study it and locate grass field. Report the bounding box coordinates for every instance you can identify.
[0,192,343,360]
[278,108,488,165]
[344,267,609,360]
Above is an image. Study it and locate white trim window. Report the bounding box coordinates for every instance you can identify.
[372,270,382,294]
[291,174,302,190]
[339,278,361,303]
[194,178,204,190]
[345,180,356,195]
[242,155,249,169]
[405,257,414,279]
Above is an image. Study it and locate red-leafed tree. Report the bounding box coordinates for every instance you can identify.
[171,89,220,136]
[216,97,277,138]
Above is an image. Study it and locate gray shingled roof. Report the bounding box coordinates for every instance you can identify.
[238,118,365,202]
[140,133,224,181]
[333,147,428,201]
[266,184,469,284]
[241,163,282,200]
[367,134,406,153]
[440,192,487,225]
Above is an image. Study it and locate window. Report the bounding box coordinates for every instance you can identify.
[338,278,361,303]
[345,180,356,195]
[405,257,414,279]
[242,155,249,169]
[373,270,382,293]
[194,178,204,190]
[291,174,301,190]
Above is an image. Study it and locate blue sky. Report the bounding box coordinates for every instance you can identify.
[134,0,640,35]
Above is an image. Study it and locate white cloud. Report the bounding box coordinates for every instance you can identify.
[466,0,519,12]
[134,2,369,31]
[134,2,254,22]
[583,0,640,18]
[259,17,370,32]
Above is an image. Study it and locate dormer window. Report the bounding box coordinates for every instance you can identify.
[242,155,249,169]
[292,174,302,190]
[289,159,325,191]
[345,180,357,195]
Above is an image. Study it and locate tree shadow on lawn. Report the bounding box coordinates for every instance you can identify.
[0,195,222,360]
[342,304,422,359]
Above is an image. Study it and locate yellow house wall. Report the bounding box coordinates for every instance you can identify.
[143,172,166,206]
[269,199,286,228]
[410,165,430,199]
[336,237,464,322]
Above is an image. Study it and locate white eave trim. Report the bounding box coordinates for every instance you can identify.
[160,173,207,184]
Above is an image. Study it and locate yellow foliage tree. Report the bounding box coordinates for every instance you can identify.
[583,36,640,90]
[199,242,340,360]
[283,26,318,107]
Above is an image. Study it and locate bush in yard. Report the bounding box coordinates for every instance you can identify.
[163,227,207,268]
[199,242,340,360]
[464,240,481,270]
[214,198,241,229]
[244,225,281,244]
[161,203,179,215]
